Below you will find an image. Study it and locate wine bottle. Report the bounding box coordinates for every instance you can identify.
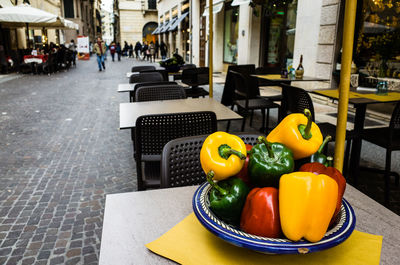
[295,55,304,79]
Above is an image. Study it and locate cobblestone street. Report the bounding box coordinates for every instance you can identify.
[0,57,136,265]
[0,55,399,265]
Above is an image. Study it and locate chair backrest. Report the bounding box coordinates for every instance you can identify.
[182,67,209,87]
[131,65,156,72]
[135,111,217,162]
[140,69,169,81]
[389,101,400,130]
[134,81,177,90]
[221,64,256,106]
[135,85,186,102]
[230,71,260,101]
[129,72,163,84]
[160,133,261,188]
[181,64,196,70]
[255,67,281,75]
[280,83,315,121]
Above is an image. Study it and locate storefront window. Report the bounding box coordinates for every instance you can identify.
[223,5,239,63]
[355,0,400,79]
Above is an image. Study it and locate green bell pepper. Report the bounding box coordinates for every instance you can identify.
[248,136,294,187]
[310,135,331,167]
[206,171,250,225]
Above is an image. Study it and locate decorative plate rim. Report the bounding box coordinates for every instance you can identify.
[193,182,356,254]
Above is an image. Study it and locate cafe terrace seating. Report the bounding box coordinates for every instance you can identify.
[228,71,279,132]
[181,67,210,98]
[129,71,163,84]
[135,85,186,102]
[134,111,217,190]
[131,65,156,72]
[359,101,400,205]
[161,133,260,188]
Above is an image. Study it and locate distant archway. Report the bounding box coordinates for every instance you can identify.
[142,22,157,43]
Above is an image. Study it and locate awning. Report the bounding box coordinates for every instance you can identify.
[168,12,188,32]
[0,4,78,30]
[231,0,250,6]
[160,18,177,33]
[202,0,224,16]
[152,23,163,35]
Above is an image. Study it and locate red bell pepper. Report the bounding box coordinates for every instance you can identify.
[240,187,281,238]
[236,144,253,185]
[299,162,346,225]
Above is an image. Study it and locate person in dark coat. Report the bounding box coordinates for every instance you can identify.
[116,43,122,61]
[134,41,142,59]
[155,40,160,59]
[160,41,167,60]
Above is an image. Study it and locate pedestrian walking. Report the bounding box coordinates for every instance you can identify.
[129,43,133,58]
[104,42,108,61]
[109,42,116,62]
[160,41,167,60]
[142,42,149,61]
[123,41,129,57]
[155,40,160,59]
[149,41,156,63]
[116,43,122,61]
[93,37,106,71]
[134,41,142,59]
[68,39,77,66]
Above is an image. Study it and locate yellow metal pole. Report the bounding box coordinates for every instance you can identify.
[208,0,213,98]
[334,0,357,172]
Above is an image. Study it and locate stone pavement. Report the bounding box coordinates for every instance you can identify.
[0,56,399,265]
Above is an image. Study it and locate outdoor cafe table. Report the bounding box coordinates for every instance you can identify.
[119,97,242,129]
[311,89,400,184]
[98,185,400,265]
[253,74,329,83]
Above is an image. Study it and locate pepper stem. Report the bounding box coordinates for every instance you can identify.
[318,135,332,154]
[303,109,313,139]
[257,136,275,159]
[327,156,333,167]
[218,144,246,160]
[206,171,228,196]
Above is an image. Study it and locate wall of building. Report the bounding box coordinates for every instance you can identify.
[119,0,157,45]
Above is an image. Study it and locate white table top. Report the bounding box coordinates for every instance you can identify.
[99,185,400,265]
[118,83,135,92]
[119,98,242,129]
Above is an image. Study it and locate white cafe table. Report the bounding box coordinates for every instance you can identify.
[119,97,242,129]
[99,185,400,265]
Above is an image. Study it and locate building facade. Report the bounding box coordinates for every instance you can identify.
[118,0,158,46]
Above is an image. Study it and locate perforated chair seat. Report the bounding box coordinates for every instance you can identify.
[131,65,156,72]
[135,85,186,102]
[161,133,261,188]
[129,72,163,84]
[135,111,218,190]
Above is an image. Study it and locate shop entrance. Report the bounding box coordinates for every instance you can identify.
[142,22,158,43]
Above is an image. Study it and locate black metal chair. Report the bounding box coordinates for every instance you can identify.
[359,101,400,205]
[255,66,284,102]
[131,65,156,72]
[129,72,164,84]
[161,133,261,188]
[140,69,169,81]
[129,81,177,102]
[135,85,186,102]
[135,111,217,190]
[228,71,279,132]
[181,67,209,98]
[221,64,256,106]
[280,83,354,174]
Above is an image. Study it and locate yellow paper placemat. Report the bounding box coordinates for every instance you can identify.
[146,213,382,265]
[315,89,361,99]
[256,74,283,80]
[359,92,400,102]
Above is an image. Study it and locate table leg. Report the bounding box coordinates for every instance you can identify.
[349,104,367,186]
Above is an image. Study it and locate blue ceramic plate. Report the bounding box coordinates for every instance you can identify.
[193,182,356,254]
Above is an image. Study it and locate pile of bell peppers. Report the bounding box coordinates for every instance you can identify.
[200,109,347,243]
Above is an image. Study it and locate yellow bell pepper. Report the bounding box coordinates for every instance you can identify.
[279,171,338,242]
[267,109,323,160]
[200,132,246,181]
